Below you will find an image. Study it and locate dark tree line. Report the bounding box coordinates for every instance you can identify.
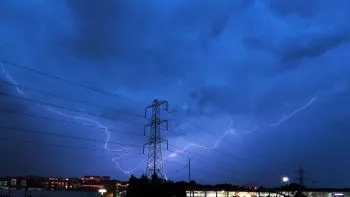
[125,174,316,197]
[125,174,255,197]
[126,174,189,197]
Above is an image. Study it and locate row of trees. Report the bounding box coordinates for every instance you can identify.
[126,174,189,197]
[125,174,308,197]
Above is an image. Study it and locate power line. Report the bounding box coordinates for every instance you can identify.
[0,108,144,136]
[0,92,144,125]
[167,124,283,176]
[167,144,278,183]
[0,112,249,183]
[166,120,290,182]
[0,126,242,183]
[0,136,240,183]
[171,111,250,148]
[0,59,147,106]
[169,113,283,170]
[0,137,142,154]
[180,135,281,170]
[175,164,188,173]
[0,127,241,183]
[166,145,251,179]
[1,81,143,118]
[0,125,143,148]
[188,122,235,145]
[164,159,241,183]
[172,134,276,170]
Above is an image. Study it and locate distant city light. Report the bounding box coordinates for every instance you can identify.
[282,176,289,183]
[98,188,107,195]
[334,193,344,196]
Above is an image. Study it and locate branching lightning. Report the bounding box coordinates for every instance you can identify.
[166,117,257,158]
[166,142,210,158]
[46,108,113,150]
[46,107,145,174]
[211,117,257,150]
[1,64,24,96]
[112,154,146,174]
[0,65,144,175]
[166,93,318,159]
[269,94,318,127]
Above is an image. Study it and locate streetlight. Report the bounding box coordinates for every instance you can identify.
[282,177,289,183]
[98,188,107,196]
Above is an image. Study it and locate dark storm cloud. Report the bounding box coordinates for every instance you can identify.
[279,29,350,65]
[266,0,318,18]
[242,27,350,70]
[60,0,255,86]
[64,0,128,59]
[188,84,256,116]
[208,0,252,37]
[58,0,196,89]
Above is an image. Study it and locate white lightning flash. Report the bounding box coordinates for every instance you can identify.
[166,117,257,158]
[211,117,257,150]
[168,93,316,158]
[46,107,144,174]
[1,64,24,96]
[269,95,318,127]
[112,156,146,174]
[166,142,210,158]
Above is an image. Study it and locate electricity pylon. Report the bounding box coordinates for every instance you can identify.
[293,166,309,187]
[143,99,168,179]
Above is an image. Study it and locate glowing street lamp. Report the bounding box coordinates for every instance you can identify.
[282,176,289,183]
[98,188,107,195]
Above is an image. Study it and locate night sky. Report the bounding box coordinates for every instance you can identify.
[0,0,350,188]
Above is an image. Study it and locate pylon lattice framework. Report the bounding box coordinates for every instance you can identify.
[144,99,168,179]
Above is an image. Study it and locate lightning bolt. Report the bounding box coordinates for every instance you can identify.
[203,95,318,152]
[0,65,144,175]
[44,106,145,175]
[163,93,322,181]
[269,94,318,127]
[166,117,257,158]
[166,142,210,158]
[46,108,115,151]
[167,92,317,159]
[211,117,257,150]
[112,155,146,174]
[1,64,24,96]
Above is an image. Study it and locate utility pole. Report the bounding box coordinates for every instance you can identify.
[293,166,309,187]
[188,158,191,183]
[175,157,191,182]
[144,99,169,179]
[311,180,317,188]
[298,166,305,186]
